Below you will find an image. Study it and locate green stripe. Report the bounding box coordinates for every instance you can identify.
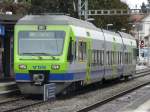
[85,33,92,84]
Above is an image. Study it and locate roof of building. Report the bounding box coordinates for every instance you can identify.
[16,15,97,30]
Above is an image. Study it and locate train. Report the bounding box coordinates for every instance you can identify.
[14,15,137,94]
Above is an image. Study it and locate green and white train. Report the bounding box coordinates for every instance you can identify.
[14,15,137,94]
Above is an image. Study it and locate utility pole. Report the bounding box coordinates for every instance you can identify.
[78,0,88,20]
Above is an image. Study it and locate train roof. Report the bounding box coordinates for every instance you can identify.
[118,32,134,39]
[16,15,97,30]
[16,15,135,41]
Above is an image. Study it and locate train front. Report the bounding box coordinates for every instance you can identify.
[14,17,71,94]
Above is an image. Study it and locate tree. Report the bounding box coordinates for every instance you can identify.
[88,0,130,31]
[0,0,31,14]
[0,0,130,31]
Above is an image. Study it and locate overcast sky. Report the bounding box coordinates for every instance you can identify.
[121,0,148,9]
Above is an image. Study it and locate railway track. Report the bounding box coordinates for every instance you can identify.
[77,69,150,112]
[135,68,150,78]
[1,68,150,112]
[0,96,24,105]
[0,96,43,112]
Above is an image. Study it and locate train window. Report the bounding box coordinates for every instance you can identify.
[101,50,104,65]
[74,42,77,60]
[67,39,73,62]
[99,51,101,65]
[108,51,109,65]
[78,41,87,61]
[97,50,99,65]
[118,52,119,64]
[116,52,118,64]
[125,52,128,64]
[109,51,111,65]
[131,52,132,64]
[125,53,127,64]
[102,50,104,65]
[68,40,76,62]
[119,52,120,64]
[94,50,97,65]
[92,50,94,65]
[115,51,117,64]
[128,53,130,64]
[119,52,121,64]
[19,31,65,56]
[100,50,103,65]
[120,52,123,64]
[83,42,87,60]
[129,53,131,64]
[107,51,111,65]
[110,51,112,65]
[129,52,132,64]
[107,51,109,65]
[94,50,96,64]
[112,51,115,64]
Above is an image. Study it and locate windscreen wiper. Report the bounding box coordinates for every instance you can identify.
[20,53,57,60]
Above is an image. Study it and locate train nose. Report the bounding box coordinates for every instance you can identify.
[33,74,45,85]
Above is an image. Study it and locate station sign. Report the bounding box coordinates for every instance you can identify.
[0,25,5,36]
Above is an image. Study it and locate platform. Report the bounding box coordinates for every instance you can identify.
[118,90,150,112]
[0,81,19,96]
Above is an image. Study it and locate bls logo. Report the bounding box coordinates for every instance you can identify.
[32,65,46,70]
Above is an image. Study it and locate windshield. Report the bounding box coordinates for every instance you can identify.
[18,31,65,56]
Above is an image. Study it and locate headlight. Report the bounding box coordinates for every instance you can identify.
[19,64,27,70]
[51,65,60,70]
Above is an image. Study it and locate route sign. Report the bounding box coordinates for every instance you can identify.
[43,83,56,101]
[0,25,5,36]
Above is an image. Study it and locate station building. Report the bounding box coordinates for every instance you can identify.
[0,14,22,80]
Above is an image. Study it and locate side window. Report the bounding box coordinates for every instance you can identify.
[92,50,95,65]
[99,50,101,65]
[94,50,96,64]
[129,52,131,64]
[120,52,122,64]
[71,41,77,61]
[111,51,113,65]
[102,50,104,65]
[74,42,77,60]
[118,52,119,64]
[99,50,104,66]
[78,41,87,61]
[97,50,100,65]
[125,52,128,64]
[67,39,73,62]
[107,51,109,65]
[82,42,86,60]
[112,51,114,64]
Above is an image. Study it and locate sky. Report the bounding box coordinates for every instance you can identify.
[121,0,148,9]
